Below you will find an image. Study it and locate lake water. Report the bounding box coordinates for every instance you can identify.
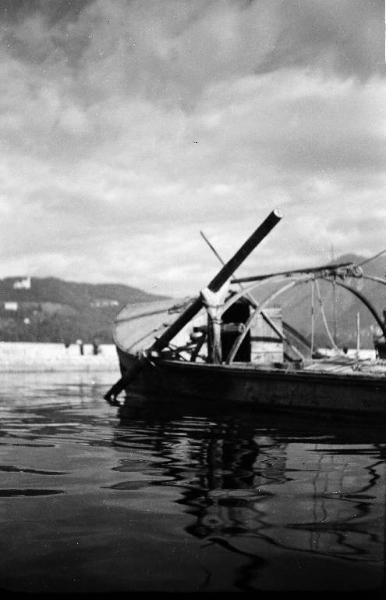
[0,371,385,593]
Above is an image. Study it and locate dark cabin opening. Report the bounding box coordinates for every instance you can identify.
[221,297,251,362]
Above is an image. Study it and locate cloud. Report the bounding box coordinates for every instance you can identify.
[0,0,385,296]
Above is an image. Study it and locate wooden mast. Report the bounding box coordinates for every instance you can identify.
[104,208,283,403]
[151,208,283,354]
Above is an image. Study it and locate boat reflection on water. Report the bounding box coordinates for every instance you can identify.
[116,399,386,591]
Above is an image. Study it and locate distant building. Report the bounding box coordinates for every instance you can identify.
[90,299,119,308]
[4,301,18,311]
[13,277,31,290]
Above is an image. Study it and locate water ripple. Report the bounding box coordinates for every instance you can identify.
[0,488,64,497]
[0,372,385,592]
[0,465,67,475]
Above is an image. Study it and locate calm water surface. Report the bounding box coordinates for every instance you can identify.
[0,371,385,593]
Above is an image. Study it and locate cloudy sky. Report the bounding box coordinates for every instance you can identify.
[0,0,385,297]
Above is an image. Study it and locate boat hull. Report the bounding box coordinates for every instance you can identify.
[116,349,386,417]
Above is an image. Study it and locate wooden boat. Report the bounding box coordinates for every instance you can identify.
[104,209,386,417]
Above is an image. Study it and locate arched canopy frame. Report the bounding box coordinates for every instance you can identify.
[217,272,386,364]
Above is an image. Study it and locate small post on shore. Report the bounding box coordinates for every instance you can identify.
[356,312,360,358]
[310,278,315,356]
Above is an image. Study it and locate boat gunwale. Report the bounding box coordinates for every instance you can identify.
[121,351,386,388]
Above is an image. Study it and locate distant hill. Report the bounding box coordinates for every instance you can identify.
[0,276,168,344]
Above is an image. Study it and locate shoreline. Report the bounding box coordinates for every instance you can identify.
[0,341,376,373]
[0,341,120,373]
